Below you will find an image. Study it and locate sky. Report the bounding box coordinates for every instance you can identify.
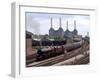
[26,12,90,36]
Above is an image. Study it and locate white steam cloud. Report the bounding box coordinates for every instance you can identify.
[26,14,40,35]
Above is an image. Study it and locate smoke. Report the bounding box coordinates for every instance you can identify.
[26,14,40,35]
[31,19,40,35]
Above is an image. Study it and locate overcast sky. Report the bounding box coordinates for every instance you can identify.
[26,12,90,36]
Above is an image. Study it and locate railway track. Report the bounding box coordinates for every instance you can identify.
[27,54,64,67]
[75,55,89,64]
[26,40,89,67]
[53,50,89,66]
[27,47,87,67]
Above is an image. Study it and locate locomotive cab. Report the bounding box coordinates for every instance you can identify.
[37,49,42,55]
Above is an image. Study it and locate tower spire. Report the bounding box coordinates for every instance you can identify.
[66,20,68,30]
[87,32,89,37]
[50,17,53,28]
[59,17,62,28]
[74,20,76,30]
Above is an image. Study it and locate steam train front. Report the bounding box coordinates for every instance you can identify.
[36,46,64,61]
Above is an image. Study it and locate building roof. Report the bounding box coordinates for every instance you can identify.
[49,27,54,31]
[58,27,63,31]
[26,31,33,38]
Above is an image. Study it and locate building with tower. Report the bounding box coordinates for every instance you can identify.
[49,18,64,39]
[49,18,55,37]
[49,17,78,40]
[72,20,78,35]
[64,20,73,38]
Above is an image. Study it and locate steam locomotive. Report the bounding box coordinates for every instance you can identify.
[36,41,83,61]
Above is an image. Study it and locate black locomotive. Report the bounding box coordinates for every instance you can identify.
[36,41,83,61]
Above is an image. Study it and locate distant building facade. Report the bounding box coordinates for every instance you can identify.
[49,18,64,38]
[26,31,33,56]
[49,18,78,39]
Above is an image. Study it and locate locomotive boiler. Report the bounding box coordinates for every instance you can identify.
[36,41,83,61]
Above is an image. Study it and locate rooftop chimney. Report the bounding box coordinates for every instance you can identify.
[50,17,53,28]
[59,17,62,28]
[74,20,76,30]
[66,20,68,30]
